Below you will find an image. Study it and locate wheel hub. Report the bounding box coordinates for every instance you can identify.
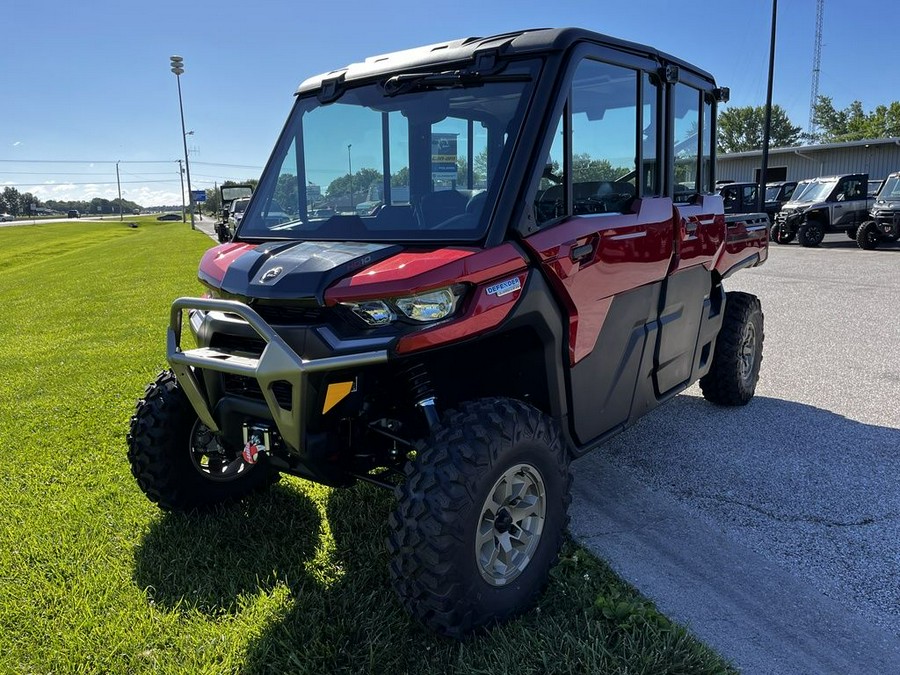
[189,419,255,482]
[739,322,757,382]
[475,463,546,586]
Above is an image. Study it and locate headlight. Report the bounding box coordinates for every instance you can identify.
[344,300,395,326]
[396,288,460,322]
[341,286,462,327]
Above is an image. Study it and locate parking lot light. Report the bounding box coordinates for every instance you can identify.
[170,55,195,230]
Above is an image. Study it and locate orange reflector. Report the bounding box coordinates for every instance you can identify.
[323,381,354,414]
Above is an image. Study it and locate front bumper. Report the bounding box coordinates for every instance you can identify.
[167,297,388,453]
[871,210,900,234]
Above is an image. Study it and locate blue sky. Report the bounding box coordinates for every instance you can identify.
[2,0,897,207]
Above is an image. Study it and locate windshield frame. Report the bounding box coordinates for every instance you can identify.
[236,58,542,244]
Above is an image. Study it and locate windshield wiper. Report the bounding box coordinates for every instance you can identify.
[382,70,529,97]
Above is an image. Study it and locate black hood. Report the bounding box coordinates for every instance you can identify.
[217,241,403,304]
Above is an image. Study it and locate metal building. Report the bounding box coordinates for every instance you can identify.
[717,137,900,183]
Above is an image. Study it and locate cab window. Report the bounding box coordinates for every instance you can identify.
[533,58,642,226]
[673,83,700,203]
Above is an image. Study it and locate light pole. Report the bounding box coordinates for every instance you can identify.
[170,55,195,229]
[347,144,354,213]
[177,160,186,222]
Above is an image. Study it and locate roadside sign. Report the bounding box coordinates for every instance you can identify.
[191,190,207,202]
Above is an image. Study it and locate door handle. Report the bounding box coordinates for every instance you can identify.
[570,243,594,262]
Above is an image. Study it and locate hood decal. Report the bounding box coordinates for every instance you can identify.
[218,241,402,304]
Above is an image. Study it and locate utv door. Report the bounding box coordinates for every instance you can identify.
[832,176,868,228]
[522,57,673,446]
[520,54,723,447]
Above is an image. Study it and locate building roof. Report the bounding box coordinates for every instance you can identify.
[720,137,900,159]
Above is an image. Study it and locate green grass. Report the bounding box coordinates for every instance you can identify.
[0,218,734,674]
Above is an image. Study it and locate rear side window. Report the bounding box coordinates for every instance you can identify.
[673,83,700,202]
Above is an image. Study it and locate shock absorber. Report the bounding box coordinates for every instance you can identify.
[404,362,440,431]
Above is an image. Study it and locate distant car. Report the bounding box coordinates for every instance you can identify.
[157,213,182,221]
[67,210,80,219]
[0,213,14,222]
[763,181,799,214]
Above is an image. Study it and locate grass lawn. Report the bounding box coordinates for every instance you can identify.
[0,218,734,674]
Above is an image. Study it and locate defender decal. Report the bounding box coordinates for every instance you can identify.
[486,277,522,297]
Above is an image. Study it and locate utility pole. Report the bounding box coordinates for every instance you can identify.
[116,161,123,221]
[178,159,186,223]
[758,0,778,212]
[347,144,354,213]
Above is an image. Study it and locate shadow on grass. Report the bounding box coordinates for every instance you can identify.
[133,476,734,675]
[133,484,322,615]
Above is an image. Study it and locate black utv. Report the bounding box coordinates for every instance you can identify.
[772,173,873,247]
[856,172,900,249]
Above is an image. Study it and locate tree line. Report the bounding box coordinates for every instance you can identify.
[0,186,142,217]
[718,96,900,154]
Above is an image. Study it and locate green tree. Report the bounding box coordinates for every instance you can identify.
[572,154,627,182]
[2,187,22,215]
[810,96,900,143]
[327,168,383,205]
[717,104,802,153]
[274,174,300,216]
[390,166,409,187]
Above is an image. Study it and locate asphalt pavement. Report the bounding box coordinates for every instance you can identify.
[569,234,900,674]
[159,221,900,670]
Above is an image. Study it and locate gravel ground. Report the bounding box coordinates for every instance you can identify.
[570,233,900,671]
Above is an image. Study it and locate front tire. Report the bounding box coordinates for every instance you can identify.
[387,398,571,638]
[700,292,764,406]
[127,370,278,511]
[797,220,825,247]
[856,220,880,250]
[770,223,794,244]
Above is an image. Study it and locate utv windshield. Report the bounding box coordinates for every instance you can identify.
[238,60,540,242]
[796,179,836,203]
[878,176,900,199]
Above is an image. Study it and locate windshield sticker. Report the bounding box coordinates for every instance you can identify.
[486,277,522,297]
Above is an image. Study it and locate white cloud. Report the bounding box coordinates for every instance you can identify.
[12,141,21,147]
[25,182,183,207]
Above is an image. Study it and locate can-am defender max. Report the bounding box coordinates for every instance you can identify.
[128,28,768,637]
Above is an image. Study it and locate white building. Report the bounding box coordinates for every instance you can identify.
[717,137,900,183]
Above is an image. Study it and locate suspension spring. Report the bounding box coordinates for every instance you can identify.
[403,362,440,431]
[403,362,434,402]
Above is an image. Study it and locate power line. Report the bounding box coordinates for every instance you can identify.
[0,159,177,164]
[4,179,181,187]
[192,161,263,170]
[0,170,174,176]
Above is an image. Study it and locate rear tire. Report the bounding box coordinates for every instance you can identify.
[797,220,825,247]
[856,221,880,250]
[127,370,278,511]
[700,292,763,406]
[387,398,571,638]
